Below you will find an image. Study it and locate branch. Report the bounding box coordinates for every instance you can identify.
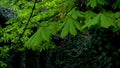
[20,1,37,38]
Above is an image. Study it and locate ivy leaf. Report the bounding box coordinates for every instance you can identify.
[100,13,115,28]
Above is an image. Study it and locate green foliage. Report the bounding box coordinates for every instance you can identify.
[0,0,120,67]
[64,0,75,9]
[24,25,55,51]
[100,12,115,28]
[1,0,120,50]
[60,9,83,38]
[0,46,10,68]
[112,0,120,9]
[0,61,7,68]
[87,0,107,8]
[0,0,62,50]
[82,11,116,29]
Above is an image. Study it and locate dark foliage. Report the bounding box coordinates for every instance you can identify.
[0,7,16,28]
[46,28,120,68]
[1,28,120,68]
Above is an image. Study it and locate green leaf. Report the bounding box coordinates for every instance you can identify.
[73,20,81,31]
[69,18,77,36]
[24,26,52,50]
[112,0,120,9]
[49,22,61,35]
[41,27,51,41]
[60,21,69,38]
[24,28,42,48]
[58,22,66,31]
[84,11,97,19]
[97,0,107,5]
[82,13,100,29]
[100,13,115,28]
[114,12,120,19]
[64,0,74,8]
[114,12,120,28]
[87,0,97,8]
[89,13,100,27]
[116,19,120,28]
[68,9,84,19]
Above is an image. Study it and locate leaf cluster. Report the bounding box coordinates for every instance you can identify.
[0,0,120,51]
